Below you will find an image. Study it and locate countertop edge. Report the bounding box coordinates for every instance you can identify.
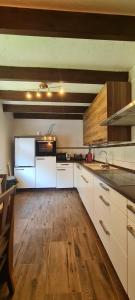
[78,162,135,204]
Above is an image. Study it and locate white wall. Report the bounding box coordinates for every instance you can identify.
[13,119,88,155]
[0,103,13,173]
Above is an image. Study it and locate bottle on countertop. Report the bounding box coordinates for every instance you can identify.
[85,148,94,162]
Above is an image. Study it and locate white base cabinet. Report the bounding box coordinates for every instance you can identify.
[36,157,56,188]
[56,163,73,188]
[127,201,135,300]
[14,167,35,188]
[74,163,135,297]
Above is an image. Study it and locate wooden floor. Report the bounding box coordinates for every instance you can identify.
[0,189,128,300]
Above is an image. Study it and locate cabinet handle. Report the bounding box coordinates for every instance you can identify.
[57,169,66,171]
[127,225,135,238]
[99,195,110,207]
[81,175,88,184]
[16,168,24,170]
[99,220,110,236]
[99,182,109,192]
[36,158,45,160]
[60,163,69,166]
[127,204,135,215]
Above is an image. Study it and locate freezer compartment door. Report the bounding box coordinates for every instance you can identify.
[14,167,36,188]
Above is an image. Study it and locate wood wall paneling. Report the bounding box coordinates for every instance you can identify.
[0,7,135,41]
[83,82,131,145]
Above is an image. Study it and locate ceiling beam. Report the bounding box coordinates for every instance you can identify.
[14,113,83,120]
[0,7,135,41]
[0,66,128,84]
[0,90,96,103]
[3,104,86,113]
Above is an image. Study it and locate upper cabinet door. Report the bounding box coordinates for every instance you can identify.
[83,81,131,145]
[15,138,35,167]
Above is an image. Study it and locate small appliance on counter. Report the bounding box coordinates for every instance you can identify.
[66,153,71,161]
[56,152,71,161]
[56,153,67,161]
[85,149,94,162]
[74,154,83,161]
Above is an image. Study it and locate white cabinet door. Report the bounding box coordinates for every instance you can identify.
[127,218,135,300]
[36,157,56,188]
[14,167,35,188]
[15,138,35,167]
[109,189,127,292]
[73,163,78,188]
[56,164,73,188]
[84,170,94,222]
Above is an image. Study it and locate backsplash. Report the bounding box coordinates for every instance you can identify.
[93,145,135,170]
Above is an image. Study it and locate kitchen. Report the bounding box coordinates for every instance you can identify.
[1,2,135,300]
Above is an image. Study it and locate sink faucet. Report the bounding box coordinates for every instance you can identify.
[99,150,109,165]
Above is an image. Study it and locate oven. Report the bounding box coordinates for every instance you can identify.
[36,139,56,157]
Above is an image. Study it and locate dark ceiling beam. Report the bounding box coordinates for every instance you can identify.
[0,90,96,103]
[0,7,135,41]
[0,66,128,84]
[3,104,86,113]
[14,113,83,120]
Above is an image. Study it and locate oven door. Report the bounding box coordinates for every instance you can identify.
[36,141,56,156]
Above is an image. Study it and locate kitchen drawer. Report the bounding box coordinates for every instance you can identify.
[95,177,110,200]
[127,200,135,223]
[96,213,111,256]
[127,218,135,300]
[110,234,127,292]
[96,191,111,228]
[57,162,73,169]
[110,188,127,215]
[56,167,73,188]
[110,203,127,253]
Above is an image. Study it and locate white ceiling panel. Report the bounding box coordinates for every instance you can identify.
[0,35,135,71]
[0,81,103,93]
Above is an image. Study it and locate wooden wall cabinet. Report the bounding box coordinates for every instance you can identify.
[83,81,131,145]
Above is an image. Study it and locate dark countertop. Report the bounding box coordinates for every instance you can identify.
[81,163,135,204]
[57,159,135,203]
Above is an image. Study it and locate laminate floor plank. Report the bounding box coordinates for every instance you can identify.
[0,189,128,300]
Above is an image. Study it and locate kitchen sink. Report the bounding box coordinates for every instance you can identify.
[83,162,118,171]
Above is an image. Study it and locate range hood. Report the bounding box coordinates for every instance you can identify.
[101,101,135,126]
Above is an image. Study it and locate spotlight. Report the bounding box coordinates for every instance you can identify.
[36,92,41,98]
[59,88,65,95]
[47,90,52,97]
[26,92,32,99]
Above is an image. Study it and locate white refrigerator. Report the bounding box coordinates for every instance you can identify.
[14,138,36,188]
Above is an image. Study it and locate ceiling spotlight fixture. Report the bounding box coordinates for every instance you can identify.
[47,89,52,97]
[36,91,42,98]
[39,82,48,89]
[26,92,32,99]
[25,82,64,99]
[59,87,65,95]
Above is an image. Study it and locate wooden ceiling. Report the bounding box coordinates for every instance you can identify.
[0,6,133,119]
[0,66,128,83]
[0,7,135,41]
[0,91,96,103]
